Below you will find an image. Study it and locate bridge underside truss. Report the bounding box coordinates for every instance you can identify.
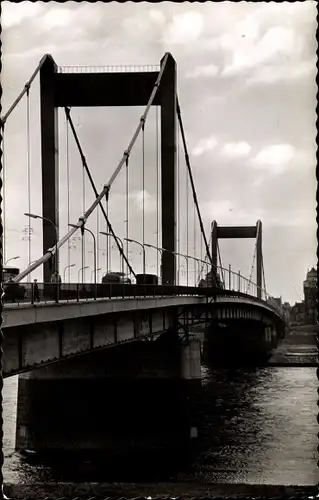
[3,294,283,378]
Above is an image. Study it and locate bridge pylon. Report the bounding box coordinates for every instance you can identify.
[39,53,177,284]
[211,220,263,299]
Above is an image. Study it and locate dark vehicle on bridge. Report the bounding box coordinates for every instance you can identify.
[102,272,131,284]
[2,266,26,302]
[135,273,158,285]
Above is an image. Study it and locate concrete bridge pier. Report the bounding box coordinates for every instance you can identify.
[203,319,276,366]
[265,325,278,349]
[15,332,202,470]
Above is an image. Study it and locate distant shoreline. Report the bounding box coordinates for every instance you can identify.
[268,322,317,367]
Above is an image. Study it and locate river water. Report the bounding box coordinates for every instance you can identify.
[2,365,318,485]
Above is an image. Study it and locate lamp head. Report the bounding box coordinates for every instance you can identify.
[24,212,38,219]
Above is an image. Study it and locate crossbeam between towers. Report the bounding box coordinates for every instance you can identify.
[40,54,176,284]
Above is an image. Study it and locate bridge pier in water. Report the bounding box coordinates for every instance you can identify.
[203,319,278,366]
[15,331,201,469]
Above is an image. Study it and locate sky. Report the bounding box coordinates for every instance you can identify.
[1,1,317,304]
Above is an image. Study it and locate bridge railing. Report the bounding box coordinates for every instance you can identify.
[203,264,267,300]
[200,264,284,318]
[3,281,209,305]
[2,281,284,318]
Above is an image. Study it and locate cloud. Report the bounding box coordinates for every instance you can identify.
[222,26,298,77]
[2,2,43,28]
[247,59,316,86]
[251,144,295,175]
[162,11,204,45]
[130,190,157,213]
[186,64,219,79]
[149,9,166,26]
[192,136,218,157]
[42,7,76,29]
[198,3,316,85]
[201,199,235,222]
[221,141,251,158]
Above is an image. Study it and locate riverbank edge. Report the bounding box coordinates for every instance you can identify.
[3,481,317,499]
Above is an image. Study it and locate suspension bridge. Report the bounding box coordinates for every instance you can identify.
[1,52,286,457]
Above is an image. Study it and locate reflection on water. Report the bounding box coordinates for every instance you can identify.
[196,366,317,485]
[3,366,318,485]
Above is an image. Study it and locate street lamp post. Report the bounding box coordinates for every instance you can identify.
[5,256,20,266]
[187,256,202,286]
[78,266,89,283]
[69,224,97,285]
[171,251,189,286]
[92,267,101,282]
[100,232,124,277]
[124,238,146,275]
[25,213,58,279]
[144,243,162,281]
[63,263,75,283]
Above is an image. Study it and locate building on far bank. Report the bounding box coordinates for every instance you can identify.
[282,301,291,323]
[272,297,282,308]
[290,301,306,323]
[303,267,317,324]
[290,267,317,325]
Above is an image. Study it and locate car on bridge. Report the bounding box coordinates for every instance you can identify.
[102,272,132,284]
[2,266,26,302]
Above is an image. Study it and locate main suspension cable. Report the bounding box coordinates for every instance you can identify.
[107,53,169,190]
[64,107,135,278]
[262,256,266,296]
[0,54,47,127]
[13,53,169,283]
[177,121,180,285]
[217,242,225,285]
[246,242,257,294]
[14,183,110,283]
[176,97,217,281]
[199,226,211,277]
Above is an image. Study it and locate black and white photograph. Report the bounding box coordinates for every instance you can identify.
[0,2,317,498]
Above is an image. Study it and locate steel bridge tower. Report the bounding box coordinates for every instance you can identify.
[211,220,263,299]
[39,54,177,284]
